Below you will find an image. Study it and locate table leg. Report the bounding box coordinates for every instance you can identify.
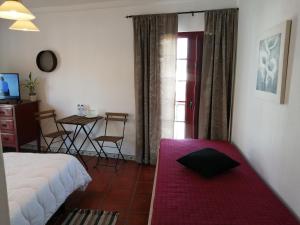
[82,125,103,159]
[59,124,79,154]
[77,121,97,150]
[37,131,41,152]
[66,125,81,154]
[59,123,88,169]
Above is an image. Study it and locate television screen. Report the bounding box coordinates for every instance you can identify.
[0,73,20,100]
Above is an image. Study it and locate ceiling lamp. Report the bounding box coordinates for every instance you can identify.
[0,0,35,20]
[9,20,40,32]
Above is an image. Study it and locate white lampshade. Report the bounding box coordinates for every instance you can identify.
[0,0,35,20]
[9,20,40,32]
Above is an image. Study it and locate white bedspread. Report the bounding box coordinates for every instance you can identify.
[3,153,92,225]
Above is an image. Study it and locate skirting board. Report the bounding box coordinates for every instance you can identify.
[22,143,136,161]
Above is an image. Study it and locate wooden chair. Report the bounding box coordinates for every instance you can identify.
[94,112,128,168]
[35,110,73,153]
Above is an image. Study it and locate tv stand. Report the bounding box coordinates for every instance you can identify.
[0,100,40,152]
[0,99,22,105]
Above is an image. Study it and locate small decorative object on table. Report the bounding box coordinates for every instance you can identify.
[24,72,38,101]
[77,104,87,116]
[86,109,98,118]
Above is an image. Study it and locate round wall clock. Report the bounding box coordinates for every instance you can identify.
[36,50,58,72]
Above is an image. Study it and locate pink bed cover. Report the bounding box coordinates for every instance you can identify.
[151,139,300,225]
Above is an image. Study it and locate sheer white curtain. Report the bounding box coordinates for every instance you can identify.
[160,34,177,139]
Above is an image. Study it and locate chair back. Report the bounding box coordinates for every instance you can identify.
[104,112,128,137]
[35,110,60,134]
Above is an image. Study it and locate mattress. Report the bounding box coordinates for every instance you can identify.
[4,153,92,225]
[150,139,300,225]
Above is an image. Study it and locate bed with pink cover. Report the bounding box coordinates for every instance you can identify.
[149,139,299,225]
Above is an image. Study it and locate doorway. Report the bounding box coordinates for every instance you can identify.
[174,32,204,139]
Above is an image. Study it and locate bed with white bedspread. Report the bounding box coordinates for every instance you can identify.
[3,153,92,225]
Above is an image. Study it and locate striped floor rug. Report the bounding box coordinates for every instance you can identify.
[62,209,119,225]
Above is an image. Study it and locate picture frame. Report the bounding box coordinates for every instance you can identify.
[256,20,292,104]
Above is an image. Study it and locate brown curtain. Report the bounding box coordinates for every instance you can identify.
[198,9,238,141]
[133,14,178,164]
[193,32,204,139]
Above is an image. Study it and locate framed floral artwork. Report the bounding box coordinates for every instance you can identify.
[256,20,292,104]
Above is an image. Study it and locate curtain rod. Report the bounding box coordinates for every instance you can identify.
[125,8,238,18]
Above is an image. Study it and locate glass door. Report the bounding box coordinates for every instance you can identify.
[174,32,204,139]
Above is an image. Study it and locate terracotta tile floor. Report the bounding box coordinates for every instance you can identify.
[47,156,156,225]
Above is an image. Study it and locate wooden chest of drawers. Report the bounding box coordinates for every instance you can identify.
[0,101,40,152]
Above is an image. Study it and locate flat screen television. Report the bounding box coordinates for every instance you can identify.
[0,73,21,101]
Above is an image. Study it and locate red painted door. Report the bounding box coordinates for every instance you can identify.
[176,32,203,139]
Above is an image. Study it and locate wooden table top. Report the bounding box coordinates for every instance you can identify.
[57,115,103,126]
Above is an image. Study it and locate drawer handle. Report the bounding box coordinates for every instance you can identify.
[1,124,7,127]
[3,137,9,141]
[0,111,5,114]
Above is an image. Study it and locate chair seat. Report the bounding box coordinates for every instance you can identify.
[44,130,72,138]
[94,136,123,143]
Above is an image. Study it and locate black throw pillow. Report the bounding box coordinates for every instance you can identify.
[177,148,240,178]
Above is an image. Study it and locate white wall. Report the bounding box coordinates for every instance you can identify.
[0,0,237,156]
[232,0,300,218]
[0,144,10,225]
